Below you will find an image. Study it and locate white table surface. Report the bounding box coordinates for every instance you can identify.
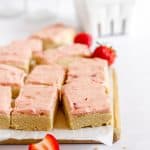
[0,0,150,149]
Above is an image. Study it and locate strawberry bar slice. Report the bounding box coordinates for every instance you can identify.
[11,84,58,130]
[62,78,112,129]
[11,38,43,59]
[26,64,66,90]
[31,23,76,49]
[66,58,109,88]
[34,44,91,66]
[0,86,12,129]
[0,43,32,72]
[0,64,26,98]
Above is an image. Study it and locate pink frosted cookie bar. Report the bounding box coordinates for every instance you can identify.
[0,86,12,128]
[34,44,91,66]
[66,58,109,87]
[0,43,32,72]
[11,84,58,130]
[0,64,26,98]
[62,78,112,129]
[31,23,76,49]
[11,38,43,58]
[26,64,66,89]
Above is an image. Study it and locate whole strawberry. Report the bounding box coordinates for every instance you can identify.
[92,45,116,65]
[74,32,92,48]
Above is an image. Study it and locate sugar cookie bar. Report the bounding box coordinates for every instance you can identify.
[62,78,112,129]
[0,86,12,129]
[31,24,76,49]
[11,84,58,130]
[26,64,66,89]
[0,64,26,98]
[0,44,32,72]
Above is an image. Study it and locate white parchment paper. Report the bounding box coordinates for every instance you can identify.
[0,125,113,146]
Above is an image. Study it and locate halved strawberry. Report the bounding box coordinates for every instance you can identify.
[28,134,59,150]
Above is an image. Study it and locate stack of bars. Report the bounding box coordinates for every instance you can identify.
[0,23,112,131]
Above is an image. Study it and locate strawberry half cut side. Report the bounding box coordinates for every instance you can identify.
[28,134,60,150]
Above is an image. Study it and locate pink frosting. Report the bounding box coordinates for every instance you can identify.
[62,78,111,115]
[67,58,107,83]
[11,38,43,53]
[26,64,65,87]
[0,44,32,67]
[0,64,26,87]
[0,86,12,115]
[31,23,75,43]
[39,49,65,64]
[68,58,108,69]
[35,44,91,64]
[57,44,91,57]
[13,84,58,115]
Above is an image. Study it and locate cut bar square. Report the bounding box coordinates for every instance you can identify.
[62,79,112,129]
[0,86,12,129]
[34,44,91,66]
[31,23,76,49]
[66,58,109,86]
[10,38,43,70]
[0,64,26,98]
[26,64,66,90]
[11,38,43,59]
[0,43,32,72]
[11,84,58,131]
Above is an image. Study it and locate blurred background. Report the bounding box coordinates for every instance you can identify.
[0,0,149,42]
[0,0,150,149]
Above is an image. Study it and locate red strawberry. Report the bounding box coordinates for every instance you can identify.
[74,32,92,47]
[28,134,59,150]
[92,45,116,65]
